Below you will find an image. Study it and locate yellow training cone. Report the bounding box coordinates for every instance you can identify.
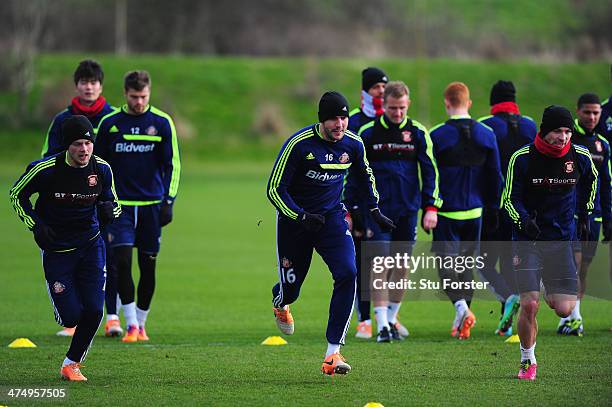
[505,334,520,344]
[8,338,37,348]
[364,403,384,407]
[261,336,288,345]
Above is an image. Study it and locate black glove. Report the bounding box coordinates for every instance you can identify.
[301,212,325,232]
[349,206,365,236]
[160,202,173,227]
[522,216,540,240]
[370,208,395,232]
[97,201,115,227]
[33,223,57,250]
[577,215,590,242]
[602,221,612,243]
[482,207,499,237]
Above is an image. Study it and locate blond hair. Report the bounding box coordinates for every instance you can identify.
[384,81,410,102]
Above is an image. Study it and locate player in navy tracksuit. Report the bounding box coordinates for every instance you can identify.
[430,82,503,340]
[40,60,120,337]
[504,105,597,381]
[41,60,116,158]
[557,93,611,335]
[348,67,388,134]
[478,81,537,336]
[597,74,612,293]
[267,91,394,375]
[599,94,612,143]
[346,67,388,339]
[10,116,121,381]
[345,81,442,343]
[95,71,181,343]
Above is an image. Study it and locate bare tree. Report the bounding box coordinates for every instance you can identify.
[2,0,610,64]
[5,0,48,125]
[115,0,128,54]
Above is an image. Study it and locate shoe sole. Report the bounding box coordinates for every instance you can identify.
[105,331,123,337]
[517,370,537,381]
[334,364,351,374]
[61,374,87,381]
[276,321,294,335]
[322,364,351,375]
[557,326,571,335]
[60,371,87,381]
[558,324,582,336]
[355,333,372,339]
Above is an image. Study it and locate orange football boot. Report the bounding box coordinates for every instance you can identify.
[273,306,294,335]
[122,324,139,343]
[137,327,149,341]
[355,320,372,339]
[321,353,351,376]
[451,326,459,337]
[458,310,476,340]
[60,363,87,381]
[105,319,123,337]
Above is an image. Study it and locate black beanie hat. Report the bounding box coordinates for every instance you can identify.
[62,115,95,148]
[577,93,600,108]
[539,105,574,137]
[318,91,350,123]
[362,67,388,92]
[490,80,516,105]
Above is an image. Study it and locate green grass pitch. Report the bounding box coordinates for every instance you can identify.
[1,162,611,406]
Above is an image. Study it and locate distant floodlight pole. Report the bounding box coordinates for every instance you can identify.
[115,0,128,54]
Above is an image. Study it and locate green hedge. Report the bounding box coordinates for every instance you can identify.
[1,54,609,163]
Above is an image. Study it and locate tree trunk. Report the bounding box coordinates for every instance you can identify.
[115,0,128,54]
[10,0,47,126]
